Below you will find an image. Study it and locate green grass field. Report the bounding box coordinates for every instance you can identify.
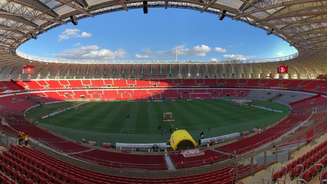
[25,99,290,144]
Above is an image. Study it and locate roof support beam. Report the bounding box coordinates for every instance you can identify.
[0,39,14,45]
[290,27,326,39]
[258,7,325,23]
[10,0,59,18]
[279,15,326,30]
[297,39,326,47]
[202,0,217,12]
[119,0,128,11]
[304,46,326,51]
[0,34,18,42]
[0,43,10,48]
[235,0,325,18]
[296,34,326,41]
[239,0,258,12]
[56,0,91,16]
[0,11,38,28]
[165,0,169,9]
[74,0,88,8]
[0,25,26,36]
[294,36,326,45]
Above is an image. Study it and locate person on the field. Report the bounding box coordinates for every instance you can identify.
[18,131,24,145]
[23,134,29,146]
[200,131,205,139]
[198,131,205,146]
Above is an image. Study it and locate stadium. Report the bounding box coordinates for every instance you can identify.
[0,0,326,184]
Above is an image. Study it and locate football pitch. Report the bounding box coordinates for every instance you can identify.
[25,99,290,144]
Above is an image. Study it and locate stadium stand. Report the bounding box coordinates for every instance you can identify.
[0,0,325,183]
[0,51,326,80]
[0,145,241,184]
[1,79,325,95]
[0,79,325,170]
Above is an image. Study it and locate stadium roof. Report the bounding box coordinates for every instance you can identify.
[0,0,326,56]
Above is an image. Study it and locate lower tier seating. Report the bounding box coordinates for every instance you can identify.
[272,141,327,183]
[74,149,167,170]
[169,150,229,169]
[216,112,308,154]
[0,145,243,184]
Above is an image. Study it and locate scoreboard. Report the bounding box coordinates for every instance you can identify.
[22,64,35,75]
[277,65,288,74]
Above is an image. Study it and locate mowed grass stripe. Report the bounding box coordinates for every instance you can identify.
[134,102,145,133]
[147,102,160,134]
[198,100,252,134]
[26,102,77,122]
[109,102,134,133]
[85,102,119,131]
[169,101,201,130]
[185,100,227,128]
[199,100,242,123]
[66,102,110,129]
[41,102,96,128]
[103,102,126,133]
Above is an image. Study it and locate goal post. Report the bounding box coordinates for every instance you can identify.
[162,112,175,122]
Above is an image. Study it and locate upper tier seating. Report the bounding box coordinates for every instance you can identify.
[0,89,250,113]
[1,79,325,95]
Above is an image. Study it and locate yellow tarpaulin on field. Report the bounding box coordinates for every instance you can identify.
[170,129,197,150]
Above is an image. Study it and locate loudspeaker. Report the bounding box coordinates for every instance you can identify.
[143,1,148,14]
[30,33,37,40]
[219,10,227,21]
[70,16,78,25]
[267,28,274,35]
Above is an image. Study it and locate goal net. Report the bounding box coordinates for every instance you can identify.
[163,112,175,122]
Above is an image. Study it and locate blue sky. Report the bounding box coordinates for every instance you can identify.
[18,8,297,63]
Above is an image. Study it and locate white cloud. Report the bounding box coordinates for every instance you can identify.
[210,58,219,62]
[223,54,249,61]
[135,49,155,59]
[171,44,211,57]
[81,32,92,38]
[173,45,190,56]
[214,47,227,53]
[276,51,289,57]
[191,44,211,56]
[134,44,215,60]
[135,44,212,59]
[57,45,126,60]
[58,28,92,41]
[74,42,81,47]
[136,54,149,59]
